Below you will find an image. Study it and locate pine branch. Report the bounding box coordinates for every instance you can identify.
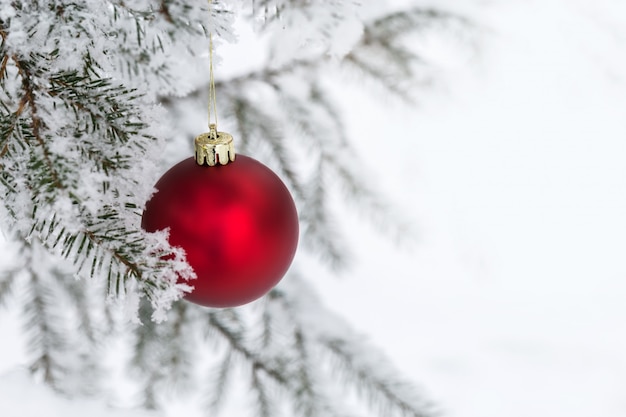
[291,328,321,417]
[250,366,275,417]
[13,56,63,194]
[346,7,474,102]
[300,161,350,270]
[108,0,235,89]
[208,310,290,388]
[1,18,193,315]
[271,276,436,417]
[131,300,194,408]
[56,272,101,344]
[201,307,304,414]
[163,302,194,386]
[31,210,146,297]
[229,94,306,201]
[372,8,473,36]
[131,301,161,409]
[3,46,142,276]
[12,240,105,394]
[21,251,68,388]
[206,348,235,413]
[205,299,342,417]
[0,273,15,308]
[321,337,435,417]
[0,244,19,308]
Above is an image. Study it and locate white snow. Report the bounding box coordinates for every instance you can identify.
[0,369,157,417]
[2,0,626,416]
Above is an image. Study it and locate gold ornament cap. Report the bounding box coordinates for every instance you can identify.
[194,124,236,166]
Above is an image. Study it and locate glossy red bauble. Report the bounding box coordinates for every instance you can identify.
[142,155,299,308]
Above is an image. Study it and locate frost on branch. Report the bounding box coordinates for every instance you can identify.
[0,1,236,319]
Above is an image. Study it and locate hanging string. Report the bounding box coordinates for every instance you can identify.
[208,1,218,139]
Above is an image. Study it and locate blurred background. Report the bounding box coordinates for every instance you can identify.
[2,0,626,416]
[319,1,626,416]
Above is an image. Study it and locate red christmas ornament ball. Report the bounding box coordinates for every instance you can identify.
[142,155,299,308]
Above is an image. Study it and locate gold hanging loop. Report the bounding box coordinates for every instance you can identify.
[194,0,236,167]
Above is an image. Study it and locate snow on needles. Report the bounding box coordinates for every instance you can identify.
[0,1,235,320]
[257,0,363,64]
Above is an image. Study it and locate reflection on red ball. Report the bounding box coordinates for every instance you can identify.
[142,155,299,308]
